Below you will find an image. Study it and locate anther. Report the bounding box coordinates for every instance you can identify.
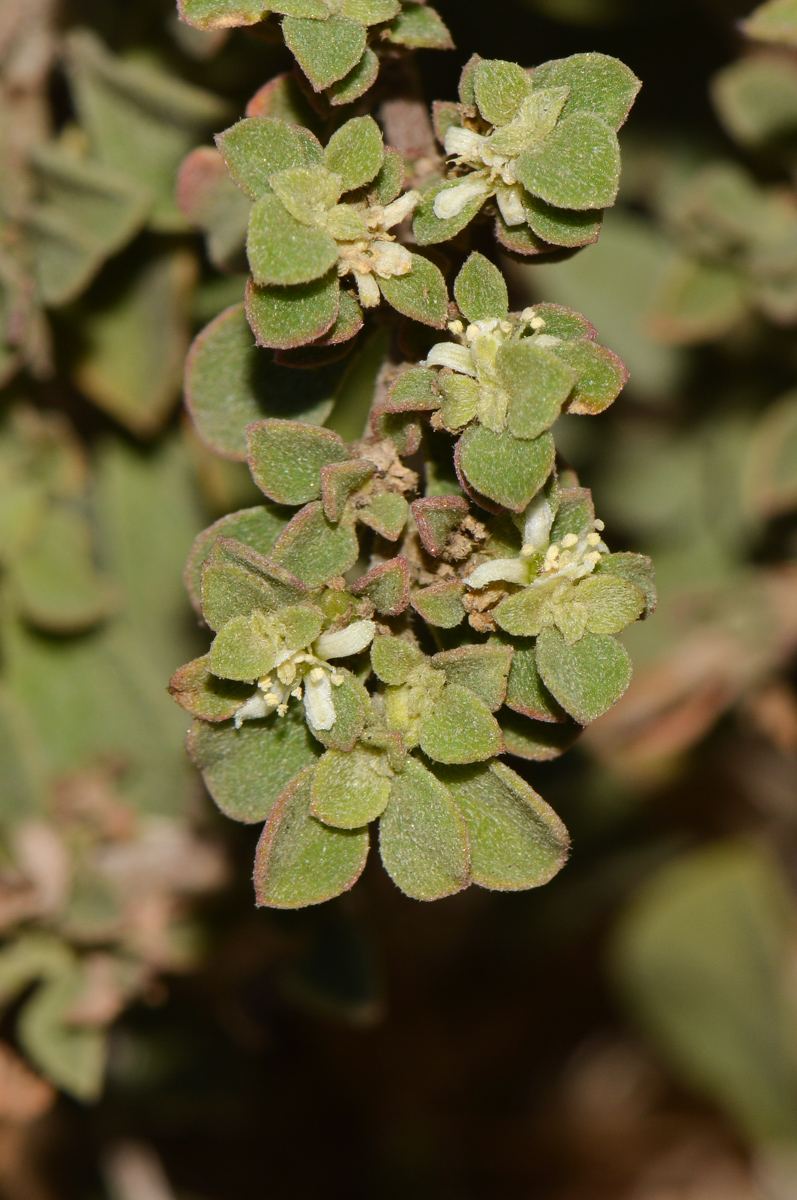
[561,534,579,549]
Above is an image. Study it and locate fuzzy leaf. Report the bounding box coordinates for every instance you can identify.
[386,367,440,414]
[18,968,106,1102]
[254,767,369,908]
[283,16,367,92]
[311,747,391,828]
[169,656,253,721]
[247,194,338,286]
[378,758,470,901]
[377,255,448,328]
[188,709,319,821]
[456,427,555,512]
[177,146,251,271]
[418,683,503,764]
[516,114,621,212]
[532,52,641,130]
[370,635,425,685]
[209,604,323,681]
[321,459,375,522]
[576,573,646,634]
[216,117,323,200]
[186,304,340,459]
[324,116,385,191]
[549,487,595,542]
[411,495,469,557]
[474,59,534,126]
[386,4,453,48]
[247,420,349,505]
[454,252,509,323]
[200,561,277,630]
[554,339,628,415]
[501,342,577,439]
[434,762,569,890]
[500,710,579,760]
[500,636,567,722]
[372,148,405,205]
[185,506,289,614]
[356,492,409,540]
[431,644,512,711]
[210,538,307,606]
[13,508,113,633]
[178,0,271,29]
[411,581,465,628]
[525,195,602,249]
[351,558,411,616]
[594,552,657,617]
[327,48,380,106]
[271,502,359,587]
[535,627,631,724]
[246,274,340,350]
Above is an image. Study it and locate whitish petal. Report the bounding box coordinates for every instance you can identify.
[315,620,376,660]
[355,273,381,308]
[521,492,555,551]
[424,342,477,376]
[466,558,531,589]
[495,183,526,227]
[233,692,269,728]
[381,190,421,229]
[371,241,413,279]
[433,176,491,220]
[443,126,486,159]
[303,672,336,731]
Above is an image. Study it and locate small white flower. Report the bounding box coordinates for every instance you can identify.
[433,176,492,220]
[303,669,336,731]
[443,126,486,160]
[314,620,376,660]
[495,183,526,227]
[380,190,421,229]
[370,241,413,279]
[466,557,532,589]
[424,342,477,376]
[355,273,381,308]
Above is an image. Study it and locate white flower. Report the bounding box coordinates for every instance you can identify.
[433,176,492,220]
[466,557,532,589]
[379,190,421,229]
[495,183,526,227]
[443,126,486,160]
[233,620,376,731]
[370,241,413,279]
[424,342,477,375]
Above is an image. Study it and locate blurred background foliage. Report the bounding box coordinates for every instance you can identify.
[4,0,797,1196]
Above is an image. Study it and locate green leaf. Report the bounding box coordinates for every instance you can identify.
[246,273,341,350]
[184,506,290,614]
[411,495,469,557]
[500,710,579,761]
[377,254,448,328]
[535,627,631,724]
[501,635,567,721]
[378,758,470,900]
[188,710,319,822]
[532,52,641,130]
[327,48,380,105]
[372,147,405,205]
[434,762,569,891]
[311,747,391,827]
[502,342,577,439]
[356,492,409,541]
[610,843,797,1147]
[283,16,367,92]
[413,181,486,246]
[549,487,594,541]
[245,72,324,130]
[269,165,344,227]
[65,30,228,231]
[454,252,509,323]
[554,339,628,415]
[386,366,440,414]
[13,507,114,633]
[594,552,657,617]
[209,606,317,681]
[200,560,278,630]
[247,420,349,505]
[370,634,425,685]
[324,116,385,192]
[247,194,338,287]
[524,195,602,249]
[742,0,797,48]
[575,573,645,634]
[186,304,340,459]
[216,117,323,200]
[418,683,503,764]
[410,581,466,628]
[73,249,194,436]
[385,4,453,48]
[254,766,369,908]
[178,0,271,29]
[647,256,747,345]
[208,538,308,606]
[437,375,480,431]
[321,459,375,522]
[271,502,359,587]
[351,558,411,616]
[430,644,512,710]
[494,214,547,257]
[712,57,797,149]
[337,0,400,22]
[0,684,48,824]
[169,656,254,721]
[516,114,621,212]
[456,427,555,512]
[473,59,534,126]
